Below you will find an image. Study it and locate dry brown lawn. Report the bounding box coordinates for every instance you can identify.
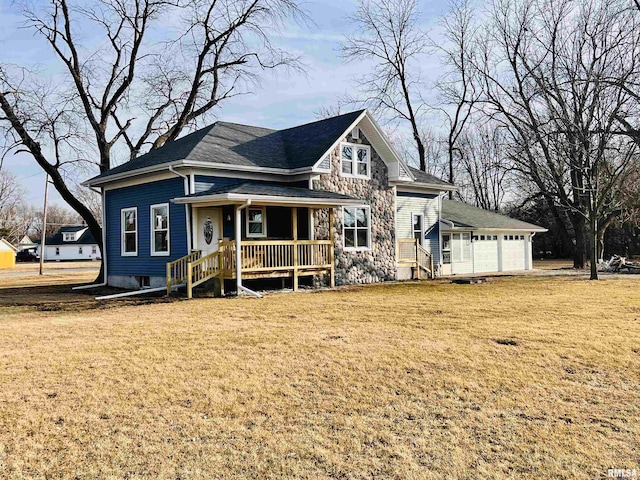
[0,275,638,479]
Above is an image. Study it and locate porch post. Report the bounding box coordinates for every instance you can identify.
[235,204,242,294]
[329,208,335,288]
[292,207,298,291]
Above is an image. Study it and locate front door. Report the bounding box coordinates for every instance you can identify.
[196,207,221,256]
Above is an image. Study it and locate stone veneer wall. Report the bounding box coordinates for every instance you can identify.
[313,131,396,285]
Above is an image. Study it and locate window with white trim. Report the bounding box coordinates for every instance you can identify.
[442,233,451,264]
[343,206,371,250]
[151,203,170,255]
[412,214,424,244]
[246,207,266,238]
[121,207,138,256]
[63,232,74,242]
[92,246,97,254]
[340,143,370,178]
[451,233,471,262]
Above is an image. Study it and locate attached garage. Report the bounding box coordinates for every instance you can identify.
[0,238,17,269]
[473,234,499,272]
[501,234,527,271]
[439,201,546,276]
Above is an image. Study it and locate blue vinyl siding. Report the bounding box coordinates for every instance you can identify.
[105,178,188,277]
[194,175,309,193]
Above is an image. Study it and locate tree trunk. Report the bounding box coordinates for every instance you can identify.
[572,214,587,269]
[589,218,598,280]
[448,144,454,200]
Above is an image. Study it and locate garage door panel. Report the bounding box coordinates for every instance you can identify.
[473,240,499,272]
[502,239,526,271]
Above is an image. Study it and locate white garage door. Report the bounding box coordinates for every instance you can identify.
[502,235,526,271]
[473,235,499,272]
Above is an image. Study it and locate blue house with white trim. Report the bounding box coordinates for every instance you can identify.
[85,110,545,295]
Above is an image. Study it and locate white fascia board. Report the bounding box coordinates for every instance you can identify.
[310,110,416,183]
[396,184,458,194]
[85,160,315,188]
[310,111,368,172]
[362,112,415,181]
[83,161,184,187]
[441,225,548,233]
[172,192,363,208]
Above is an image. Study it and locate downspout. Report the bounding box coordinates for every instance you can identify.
[169,165,193,252]
[438,192,445,272]
[529,232,536,270]
[235,200,262,298]
[74,185,108,289]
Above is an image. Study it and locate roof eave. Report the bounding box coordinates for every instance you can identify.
[84,159,316,187]
[171,192,363,207]
[396,182,458,192]
[440,223,548,233]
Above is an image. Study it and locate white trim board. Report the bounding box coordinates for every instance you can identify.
[172,193,364,208]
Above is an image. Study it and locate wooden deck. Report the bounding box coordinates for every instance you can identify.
[167,239,334,298]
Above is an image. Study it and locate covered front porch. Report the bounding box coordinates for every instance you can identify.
[168,182,362,297]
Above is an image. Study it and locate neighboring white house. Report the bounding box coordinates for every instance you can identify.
[17,235,38,252]
[37,226,101,261]
[440,200,547,276]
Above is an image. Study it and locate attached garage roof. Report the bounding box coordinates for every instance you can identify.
[442,200,547,232]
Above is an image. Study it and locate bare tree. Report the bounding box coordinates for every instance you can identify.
[471,0,640,278]
[433,0,478,198]
[0,170,28,242]
[341,0,430,170]
[455,126,512,211]
[0,0,305,280]
[30,204,83,239]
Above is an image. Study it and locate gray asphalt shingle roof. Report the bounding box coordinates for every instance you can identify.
[183,181,359,201]
[90,110,366,182]
[441,200,546,231]
[408,167,455,188]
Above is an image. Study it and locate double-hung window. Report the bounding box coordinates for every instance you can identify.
[340,143,370,178]
[343,206,371,250]
[121,207,138,256]
[412,214,424,245]
[246,207,266,238]
[151,203,170,255]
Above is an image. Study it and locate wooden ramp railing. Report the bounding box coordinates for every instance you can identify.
[169,239,335,298]
[398,238,434,279]
[416,243,434,279]
[166,250,201,294]
[218,239,333,290]
[186,250,222,299]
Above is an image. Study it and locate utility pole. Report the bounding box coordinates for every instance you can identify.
[39,174,49,276]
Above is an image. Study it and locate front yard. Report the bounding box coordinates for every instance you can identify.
[0,275,638,479]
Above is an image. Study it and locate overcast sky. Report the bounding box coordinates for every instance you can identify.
[0,0,448,207]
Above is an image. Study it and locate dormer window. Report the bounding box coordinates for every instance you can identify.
[340,142,370,179]
[63,232,75,242]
